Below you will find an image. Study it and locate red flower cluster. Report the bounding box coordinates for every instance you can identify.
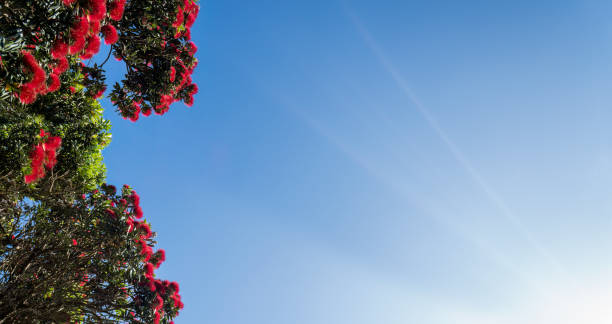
[125,0,199,119]
[145,276,183,324]
[18,51,49,104]
[24,129,62,184]
[109,0,126,21]
[101,24,118,44]
[18,0,125,103]
[120,188,183,322]
[73,185,183,322]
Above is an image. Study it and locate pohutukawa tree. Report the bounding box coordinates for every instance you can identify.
[0,0,200,323]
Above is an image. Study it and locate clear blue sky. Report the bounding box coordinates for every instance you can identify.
[101,1,612,322]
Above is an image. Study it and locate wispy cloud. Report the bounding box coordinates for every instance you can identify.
[340,1,569,280]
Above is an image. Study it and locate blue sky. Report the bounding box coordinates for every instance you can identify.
[100,1,612,323]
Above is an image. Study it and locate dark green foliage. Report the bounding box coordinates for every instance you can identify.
[0,184,180,323]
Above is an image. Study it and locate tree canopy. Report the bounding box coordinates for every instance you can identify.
[0,0,200,322]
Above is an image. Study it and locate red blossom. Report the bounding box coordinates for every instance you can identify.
[131,191,140,205]
[22,51,46,89]
[81,35,101,59]
[134,205,143,219]
[185,94,194,107]
[51,39,69,58]
[170,281,179,292]
[126,217,135,232]
[89,19,101,35]
[93,87,106,99]
[138,222,152,239]
[69,17,89,54]
[144,263,154,277]
[109,0,126,21]
[69,36,87,55]
[185,4,199,28]
[24,130,63,183]
[169,66,176,82]
[187,41,197,55]
[129,106,141,122]
[101,24,118,44]
[172,6,184,28]
[148,279,157,291]
[47,73,61,93]
[154,249,166,269]
[18,85,37,104]
[88,0,107,22]
[53,56,69,74]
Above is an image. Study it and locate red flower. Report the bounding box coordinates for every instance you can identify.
[73,16,90,37]
[154,249,165,268]
[172,6,184,28]
[51,40,69,58]
[101,24,118,44]
[79,274,89,286]
[189,83,198,95]
[126,217,135,232]
[81,36,101,59]
[47,73,60,93]
[89,19,101,35]
[129,106,141,122]
[25,131,63,183]
[72,239,78,246]
[131,191,140,205]
[169,66,176,82]
[144,262,154,277]
[142,107,152,117]
[109,0,126,21]
[188,41,197,55]
[45,149,58,169]
[53,57,69,74]
[185,4,199,28]
[134,205,143,219]
[69,36,87,55]
[22,51,46,90]
[62,0,76,5]
[24,174,36,183]
[138,222,152,239]
[170,281,179,292]
[148,279,157,291]
[18,85,37,104]
[69,17,89,54]
[44,136,61,168]
[184,94,193,107]
[93,87,106,99]
[88,0,107,22]
[45,136,62,151]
